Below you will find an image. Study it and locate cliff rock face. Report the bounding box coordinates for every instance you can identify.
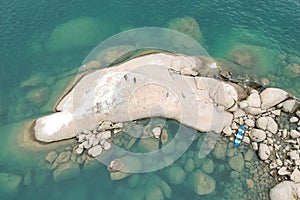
[34,53,238,142]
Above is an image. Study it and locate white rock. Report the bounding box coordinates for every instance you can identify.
[247,92,261,108]
[267,117,278,134]
[82,140,91,149]
[249,129,266,142]
[282,99,300,113]
[77,134,86,142]
[151,126,162,139]
[260,88,289,110]
[258,143,270,160]
[99,131,111,140]
[244,107,265,115]
[256,117,268,130]
[269,181,300,200]
[297,111,300,118]
[252,142,258,151]
[245,119,255,127]
[233,109,245,119]
[272,109,281,116]
[276,159,283,166]
[76,146,84,155]
[102,140,112,150]
[238,100,248,109]
[88,145,103,157]
[223,126,232,136]
[290,116,299,123]
[278,167,290,175]
[291,130,300,139]
[290,150,300,160]
[98,120,113,131]
[291,168,300,183]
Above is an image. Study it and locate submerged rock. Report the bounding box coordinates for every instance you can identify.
[165,165,186,185]
[47,17,116,52]
[229,153,244,172]
[26,86,50,106]
[189,170,216,195]
[53,161,80,182]
[167,16,203,42]
[0,173,22,197]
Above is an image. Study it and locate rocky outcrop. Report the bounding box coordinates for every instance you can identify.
[34,53,237,142]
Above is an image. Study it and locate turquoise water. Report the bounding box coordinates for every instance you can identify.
[0,0,299,199]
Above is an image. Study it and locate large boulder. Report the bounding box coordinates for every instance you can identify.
[189,170,216,195]
[260,88,289,110]
[270,181,300,200]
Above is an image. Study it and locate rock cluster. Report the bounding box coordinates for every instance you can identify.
[74,120,124,158]
[220,87,300,186]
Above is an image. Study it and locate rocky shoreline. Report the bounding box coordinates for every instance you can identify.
[31,52,300,199]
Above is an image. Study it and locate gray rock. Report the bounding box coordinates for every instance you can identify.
[245,119,255,127]
[291,130,300,139]
[233,108,246,119]
[278,167,290,175]
[247,92,261,108]
[290,116,299,123]
[252,142,258,151]
[229,153,244,172]
[267,117,278,134]
[291,168,300,183]
[260,88,289,110]
[258,143,270,160]
[223,126,232,136]
[270,181,300,200]
[249,129,266,142]
[189,170,216,195]
[282,99,300,113]
[290,150,300,160]
[88,145,103,157]
[297,111,300,118]
[256,117,268,130]
[244,107,265,115]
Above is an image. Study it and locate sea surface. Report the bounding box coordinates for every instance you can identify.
[0,0,299,199]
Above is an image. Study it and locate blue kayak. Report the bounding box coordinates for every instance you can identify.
[234,125,246,147]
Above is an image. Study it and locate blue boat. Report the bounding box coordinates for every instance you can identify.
[234,125,246,147]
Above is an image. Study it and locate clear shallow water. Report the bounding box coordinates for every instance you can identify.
[0,0,299,199]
